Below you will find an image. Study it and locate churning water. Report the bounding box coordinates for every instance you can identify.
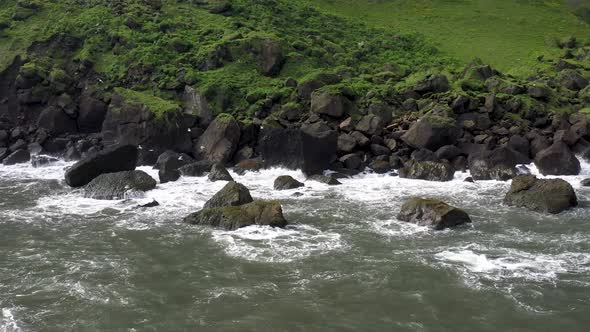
[1,159,590,331]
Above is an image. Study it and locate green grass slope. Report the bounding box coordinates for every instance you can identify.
[0,0,452,117]
[313,0,590,76]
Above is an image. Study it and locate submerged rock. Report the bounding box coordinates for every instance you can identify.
[84,170,157,200]
[581,178,590,187]
[203,181,253,209]
[274,175,304,190]
[397,197,472,230]
[504,175,577,214]
[65,144,138,188]
[208,163,234,182]
[399,160,454,182]
[308,174,342,185]
[31,155,59,168]
[183,200,288,231]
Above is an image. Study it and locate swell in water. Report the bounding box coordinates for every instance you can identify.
[0,157,589,329]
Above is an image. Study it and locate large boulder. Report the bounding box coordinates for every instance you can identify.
[258,126,337,175]
[183,200,288,230]
[253,38,284,76]
[159,167,180,184]
[413,74,450,94]
[234,158,264,175]
[193,113,240,163]
[179,160,215,177]
[534,142,580,175]
[274,175,304,190]
[397,197,472,230]
[310,92,354,118]
[401,114,459,151]
[504,175,577,214]
[2,149,31,165]
[204,181,253,209]
[83,170,157,200]
[64,144,138,188]
[468,147,529,181]
[399,160,455,182]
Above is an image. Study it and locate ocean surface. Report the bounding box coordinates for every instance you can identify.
[1,158,590,331]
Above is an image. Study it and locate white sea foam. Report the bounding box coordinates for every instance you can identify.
[1,308,21,332]
[211,224,346,263]
[435,244,590,284]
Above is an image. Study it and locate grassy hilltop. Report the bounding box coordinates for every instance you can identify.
[0,0,588,119]
[314,0,590,76]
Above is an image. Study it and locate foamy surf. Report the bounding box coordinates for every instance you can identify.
[1,308,20,332]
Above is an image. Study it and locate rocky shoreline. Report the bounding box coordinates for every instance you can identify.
[1,35,589,229]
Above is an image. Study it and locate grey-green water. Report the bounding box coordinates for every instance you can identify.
[1,161,590,331]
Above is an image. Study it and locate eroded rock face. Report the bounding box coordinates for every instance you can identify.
[504,175,577,214]
[193,114,240,163]
[534,142,580,176]
[183,200,288,230]
[83,170,157,200]
[399,160,455,182]
[397,197,472,230]
[203,181,253,209]
[258,126,337,176]
[274,175,304,190]
[65,144,138,187]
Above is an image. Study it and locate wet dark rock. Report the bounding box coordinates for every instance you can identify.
[84,170,157,200]
[534,142,580,176]
[159,167,181,184]
[0,148,9,162]
[204,181,253,209]
[27,142,43,156]
[399,160,454,182]
[464,177,474,183]
[370,144,390,156]
[468,147,529,181]
[340,153,363,170]
[194,114,240,163]
[37,107,77,135]
[507,135,530,157]
[504,175,577,214]
[137,199,160,208]
[370,160,391,174]
[308,175,342,185]
[208,163,234,182]
[64,144,138,188]
[411,148,438,162]
[435,145,461,161]
[2,149,31,165]
[77,94,107,133]
[178,160,215,177]
[153,150,194,170]
[581,179,590,187]
[274,175,304,190]
[183,200,287,231]
[397,197,472,230]
[31,155,59,168]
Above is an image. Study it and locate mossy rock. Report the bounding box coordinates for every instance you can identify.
[183,200,288,230]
